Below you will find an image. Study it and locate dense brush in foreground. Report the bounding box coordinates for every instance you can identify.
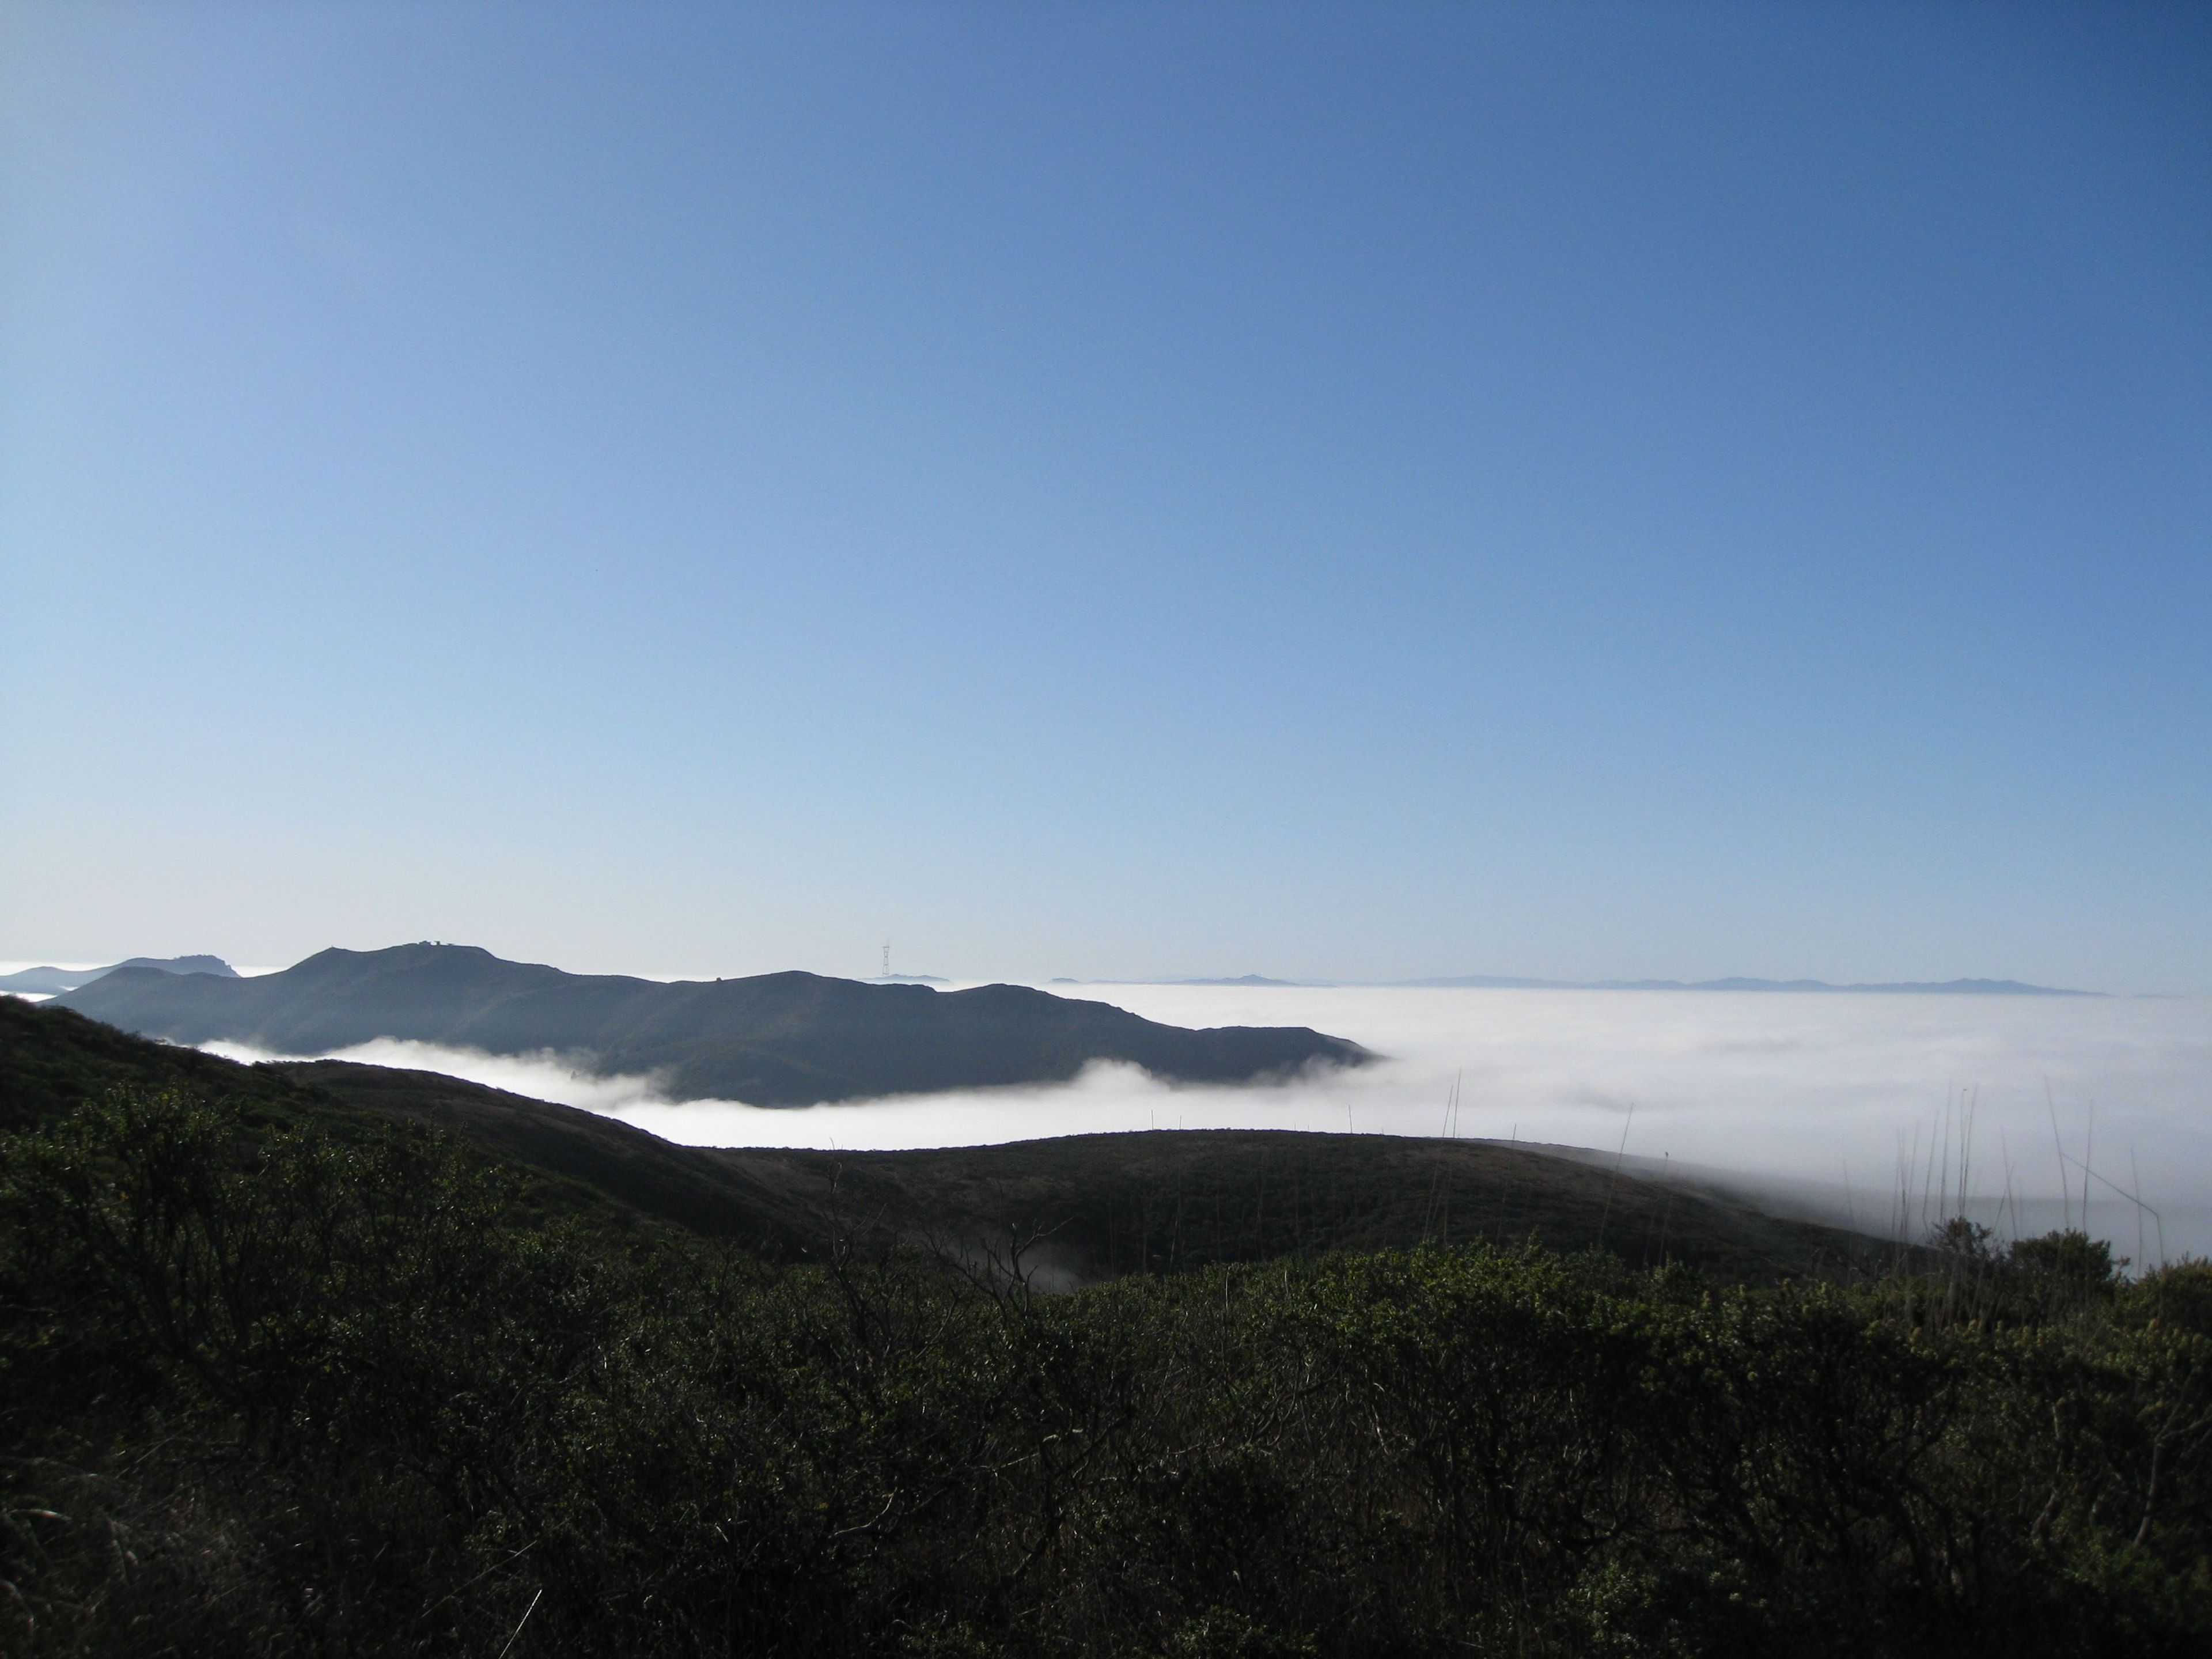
[4,1090,2210,1657]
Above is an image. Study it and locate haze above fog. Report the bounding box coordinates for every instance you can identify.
[3,3,2207,995]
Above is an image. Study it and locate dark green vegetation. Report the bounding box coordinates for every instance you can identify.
[50,942,1367,1104]
[5,1002,2209,1656]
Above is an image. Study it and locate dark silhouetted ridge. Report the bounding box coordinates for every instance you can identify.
[0,953,237,996]
[50,942,1368,1105]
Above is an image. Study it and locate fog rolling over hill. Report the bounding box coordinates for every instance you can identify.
[49,944,1367,1106]
[0,997,1888,1285]
[283,1059,1891,1283]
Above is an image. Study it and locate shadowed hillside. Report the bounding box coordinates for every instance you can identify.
[3,997,1884,1283]
[0,995,310,1134]
[49,942,1367,1105]
[8,998,2206,1658]
[284,1058,1893,1281]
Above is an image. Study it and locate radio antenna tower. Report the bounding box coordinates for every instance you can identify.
[881,939,891,978]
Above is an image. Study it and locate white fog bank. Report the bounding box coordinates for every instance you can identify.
[203,986,2212,1263]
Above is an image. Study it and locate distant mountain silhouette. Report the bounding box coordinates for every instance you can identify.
[50,943,1368,1105]
[1049,971,2090,995]
[1052,973,1327,986]
[1054,975,1321,988]
[0,954,237,997]
[1397,974,2096,995]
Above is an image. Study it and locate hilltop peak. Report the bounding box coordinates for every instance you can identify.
[52,942,1368,1105]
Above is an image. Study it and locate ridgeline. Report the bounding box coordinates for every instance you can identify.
[3,995,1870,1282]
[48,942,1368,1105]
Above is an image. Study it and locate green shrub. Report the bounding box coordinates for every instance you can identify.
[5,1088,2208,1657]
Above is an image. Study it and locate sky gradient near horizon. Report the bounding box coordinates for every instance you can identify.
[4,2,2208,991]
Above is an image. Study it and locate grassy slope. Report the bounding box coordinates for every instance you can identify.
[724,1127,1892,1282]
[279,1056,1898,1283]
[4,998,1885,1282]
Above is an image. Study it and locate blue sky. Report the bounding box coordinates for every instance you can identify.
[3,2,2206,991]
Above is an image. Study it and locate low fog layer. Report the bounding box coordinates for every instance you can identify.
[208,985,2212,1262]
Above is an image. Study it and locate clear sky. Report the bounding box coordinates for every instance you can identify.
[3,2,2206,991]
